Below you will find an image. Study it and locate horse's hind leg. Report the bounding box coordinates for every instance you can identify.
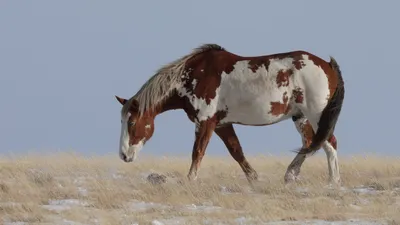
[284,115,340,184]
[322,135,340,185]
[214,124,258,183]
[284,115,310,183]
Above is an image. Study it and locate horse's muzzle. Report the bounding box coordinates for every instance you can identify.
[120,152,133,163]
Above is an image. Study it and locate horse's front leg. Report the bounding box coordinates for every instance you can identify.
[214,124,258,183]
[187,120,217,181]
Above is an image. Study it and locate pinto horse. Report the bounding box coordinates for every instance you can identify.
[115,44,345,185]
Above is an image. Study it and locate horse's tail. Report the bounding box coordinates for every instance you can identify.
[298,56,345,155]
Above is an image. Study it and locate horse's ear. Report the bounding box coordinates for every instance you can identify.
[115,96,127,105]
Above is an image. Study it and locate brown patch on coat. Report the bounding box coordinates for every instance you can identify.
[215,107,228,121]
[182,51,242,105]
[124,112,155,146]
[298,120,337,149]
[292,88,304,103]
[269,92,290,116]
[301,120,315,148]
[248,57,270,73]
[276,69,293,87]
[292,54,306,70]
[328,135,337,149]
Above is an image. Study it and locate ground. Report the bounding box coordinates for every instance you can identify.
[0,152,399,225]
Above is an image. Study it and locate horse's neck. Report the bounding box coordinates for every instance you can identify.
[153,93,185,116]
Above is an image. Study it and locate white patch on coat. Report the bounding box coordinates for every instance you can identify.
[120,139,145,161]
[322,141,340,184]
[119,112,131,159]
[294,54,330,128]
[178,79,220,122]
[191,79,197,88]
[129,138,145,160]
[119,112,144,161]
[218,58,295,125]
[293,116,309,146]
[145,124,151,129]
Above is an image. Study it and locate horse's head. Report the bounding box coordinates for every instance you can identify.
[115,96,155,162]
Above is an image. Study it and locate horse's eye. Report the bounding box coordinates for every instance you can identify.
[128,121,135,126]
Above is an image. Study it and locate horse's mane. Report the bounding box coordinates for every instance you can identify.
[121,43,226,116]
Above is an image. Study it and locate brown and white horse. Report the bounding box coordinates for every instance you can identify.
[115,44,345,185]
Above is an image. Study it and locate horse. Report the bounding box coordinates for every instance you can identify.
[115,43,345,185]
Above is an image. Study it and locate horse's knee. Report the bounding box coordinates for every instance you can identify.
[293,117,314,147]
[328,135,337,150]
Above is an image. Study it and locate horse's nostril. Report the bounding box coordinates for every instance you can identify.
[121,152,127,161]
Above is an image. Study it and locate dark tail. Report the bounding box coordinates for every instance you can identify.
[298,56,345,155]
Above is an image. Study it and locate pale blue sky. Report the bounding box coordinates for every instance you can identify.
[0,1,398,158]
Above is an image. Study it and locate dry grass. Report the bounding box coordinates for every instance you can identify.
[0,152,400,224]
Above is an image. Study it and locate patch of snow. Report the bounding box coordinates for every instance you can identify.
[3,223,29,225]
[71,176,89,196]
[60,219,87,225]
[357,197,370,205]
[220,185,228,193]
[127,200,171,211]
[295,187,309,195]
[352,186,380,195]
[77,187,88,196]
[112,173,124,179]
[219,185,244,195]
[0,202,23,207]
[41,199,89,212]
[49,199,89,206]
[41,204,70,212]
[235,217,247,225]
[323,184,348,191]
[73,177,85,183]
[184,203,222,212]
[231,217,388,225]
[263,219,386,225]
[349,204,363,210]
[161,217,187,225]
[89,218,101,225]
[151,220,164,225]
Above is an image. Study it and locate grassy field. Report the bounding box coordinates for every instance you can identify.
[0,152,400,225]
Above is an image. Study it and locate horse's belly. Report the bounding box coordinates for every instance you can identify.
[219,92,293,126]
[220,104,288,125]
